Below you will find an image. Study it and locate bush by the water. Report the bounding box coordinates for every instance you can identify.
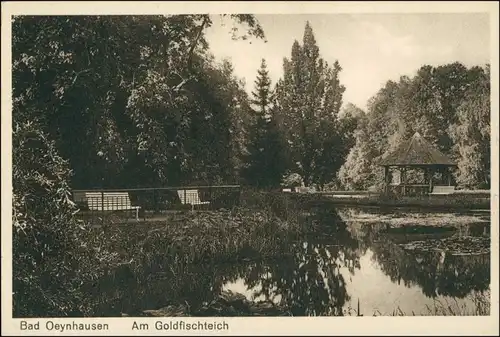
[12,121,110,317]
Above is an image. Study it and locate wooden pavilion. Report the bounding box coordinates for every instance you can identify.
[377,132,457,196]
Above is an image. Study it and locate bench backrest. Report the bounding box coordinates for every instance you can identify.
[177,189,204,205]
[432,186,455,194]
[84,192,133,210]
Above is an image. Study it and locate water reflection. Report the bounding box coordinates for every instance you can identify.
[214,209,364,316]
[368,236,490,298]
[103,206,490,316]
[221,207,490,316]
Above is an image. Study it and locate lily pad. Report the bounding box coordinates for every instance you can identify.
[399,236,490,255]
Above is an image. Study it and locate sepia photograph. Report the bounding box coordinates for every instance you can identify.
[1,1,499,336]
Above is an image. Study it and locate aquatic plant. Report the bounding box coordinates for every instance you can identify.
[302,192,491,210]
[371,290,490,316]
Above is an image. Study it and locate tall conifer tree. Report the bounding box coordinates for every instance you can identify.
[243,59,288,188]
[275,22,345,188]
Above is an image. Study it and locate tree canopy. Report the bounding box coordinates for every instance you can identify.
[338,63,490,190]
[274,22,347,189]
[13,15,264,188]
[242,59,289,188]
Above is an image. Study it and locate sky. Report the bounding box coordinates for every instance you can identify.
[205,13,490,110]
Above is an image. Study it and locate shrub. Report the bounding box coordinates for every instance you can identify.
[281,172,304,188]
[12,121,121,317]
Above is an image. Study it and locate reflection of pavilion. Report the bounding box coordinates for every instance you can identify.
[378,132,457,196]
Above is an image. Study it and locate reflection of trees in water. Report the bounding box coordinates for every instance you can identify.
[95,208,366,316]
[344,211,491,300]
[368,235,490,298]
[233,208,365,316]
[433,253,490,297]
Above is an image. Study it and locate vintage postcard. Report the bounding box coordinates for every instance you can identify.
[1,1,499,335]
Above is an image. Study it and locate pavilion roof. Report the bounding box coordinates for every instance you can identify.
[377,132,456,167]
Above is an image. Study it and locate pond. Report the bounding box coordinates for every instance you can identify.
[220,207,490,316]
[111,206,491,317]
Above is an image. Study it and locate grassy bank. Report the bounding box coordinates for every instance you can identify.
[97,207,302,265]
[338,207,490,227]
[289,192,491,210]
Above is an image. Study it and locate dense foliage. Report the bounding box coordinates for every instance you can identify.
[13,15,263,188]
[338,63,491,190]
[273,22,349,189]
[12,119,126,316]
[242,59,289,188]
[12,120,81,316]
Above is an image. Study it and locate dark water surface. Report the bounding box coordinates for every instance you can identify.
[111,207,491,316]
[220,207,490,316]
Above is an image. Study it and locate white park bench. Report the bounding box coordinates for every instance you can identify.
[84,192,141,220]
[177,189,210,211]
[429,185,456,195]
